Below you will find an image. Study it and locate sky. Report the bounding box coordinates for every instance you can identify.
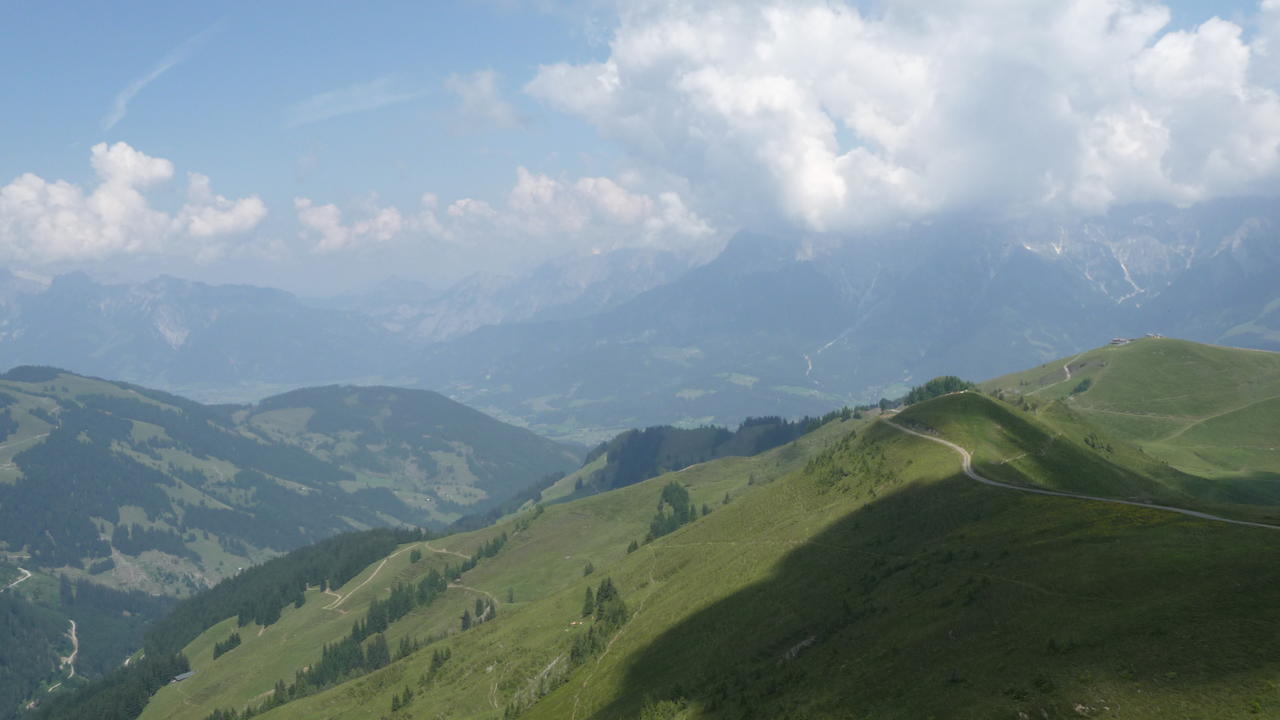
[1,0,1276,295]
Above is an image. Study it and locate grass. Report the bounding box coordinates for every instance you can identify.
[134,339,1280,719]
[984,338,1280,509]
[136,417,864,720]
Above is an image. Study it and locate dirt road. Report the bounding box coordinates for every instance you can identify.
[884,418,1280,531]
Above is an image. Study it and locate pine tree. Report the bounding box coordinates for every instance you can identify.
[583,561,595,576]
[365,633,391,670]
[582,586,595,617]
[461,609,473,631]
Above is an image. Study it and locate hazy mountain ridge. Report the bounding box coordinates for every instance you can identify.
[0,201,1274,441]
[417,199,1280,440]
[333,247,700,343]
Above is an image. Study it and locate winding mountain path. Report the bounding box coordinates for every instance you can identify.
[62,620,78,679]
[2,566,32,592]
[424,541,470,560]
[323,544,418,611]
[883,418,1280,532]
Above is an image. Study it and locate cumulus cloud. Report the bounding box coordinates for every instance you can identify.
[444,70,527,130]
[294,197,404,253]
[526,0,1280,231]
[294,167,712,257]
[0,142,267,264]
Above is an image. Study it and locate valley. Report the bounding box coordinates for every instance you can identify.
[20,338,1278,720]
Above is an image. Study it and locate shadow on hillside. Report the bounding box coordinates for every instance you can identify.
[589,474,1280,719]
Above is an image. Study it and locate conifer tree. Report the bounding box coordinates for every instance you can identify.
[582,586,595,617]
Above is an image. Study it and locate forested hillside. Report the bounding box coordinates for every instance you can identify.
[0,367,575,594]
[234,385,580,526]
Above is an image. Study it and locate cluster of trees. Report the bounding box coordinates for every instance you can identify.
[212,632,241,660]
[505,578,629,719]
[78,395,351,487]
[57,577,174,678]
[2,406,171,567]
[461,596,497,630]
[36,529,424,720]
[902,376,976,405]
[146,527,424,659]
[647,483,698,541]
[205,533,509,720]
[575,409,860,500]
[443,532,508,578]
[0,592,66,719]
[0,408,17,443]
[1083,432,1114,454]
[32,652,189,720]
[250,385,577,517]
[111,525,197,562]
[571,578,629,666]
[389,685,416,713]
[204,632,400,720]
[350,570,446,645]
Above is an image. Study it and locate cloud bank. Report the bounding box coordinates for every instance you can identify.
[0,142,266,264]
[526,0,1280,232]
[295,167,711,258]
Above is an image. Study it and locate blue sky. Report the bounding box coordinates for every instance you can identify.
[3,2,610,207]
[1,0,1276,293]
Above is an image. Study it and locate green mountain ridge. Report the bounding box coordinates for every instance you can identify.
[32,340,1280,719]
[0,368,578,596]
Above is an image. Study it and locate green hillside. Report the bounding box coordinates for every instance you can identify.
[984,337,1280,516]
[43,340,1280,719]
[233,385,581,527]
[0,369,577,597]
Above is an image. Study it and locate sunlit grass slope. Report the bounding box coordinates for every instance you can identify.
[983,338,1280,514]
[147,392,1280,719]
[139,416,862,720]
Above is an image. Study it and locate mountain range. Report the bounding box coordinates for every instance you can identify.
[0,198,1275,443]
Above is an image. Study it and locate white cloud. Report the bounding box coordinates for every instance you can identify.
[177,173,268,238]
[444,70,526,129]
[294,197,404,253]
[284,78,425,128]
[294,167,712,259]
[103,23,220,131]
[526,0,1280,231]
[0,142,267,264]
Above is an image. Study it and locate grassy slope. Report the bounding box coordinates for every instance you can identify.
[152,400,1280,718]
[139,417,861,720]
[140,340,1280,719]
[982,338,1280,517]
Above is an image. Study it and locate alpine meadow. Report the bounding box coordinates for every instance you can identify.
[3,2,1280,719]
